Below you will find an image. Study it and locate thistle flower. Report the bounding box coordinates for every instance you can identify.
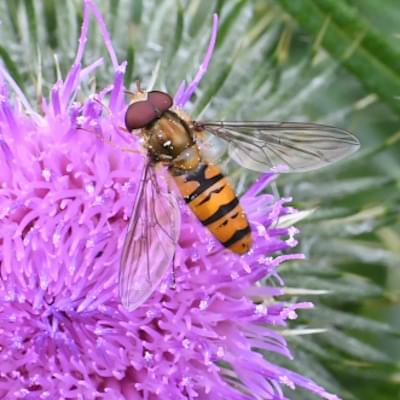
[0,1,341,399]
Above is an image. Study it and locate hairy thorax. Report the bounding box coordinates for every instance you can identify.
[144,110,201,172]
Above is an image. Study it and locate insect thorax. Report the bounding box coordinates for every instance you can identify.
[144,111,200,171]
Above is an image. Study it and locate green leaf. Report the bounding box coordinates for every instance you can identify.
[0,46,25,90]
[278,0,400,115]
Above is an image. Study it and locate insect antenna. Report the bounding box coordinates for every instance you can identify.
[76,126,143,155]
[124,89,136,97]
[91,96,129,133]
[92,96,113,117]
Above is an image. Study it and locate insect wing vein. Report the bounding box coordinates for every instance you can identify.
[119,162,180,311]
[199,121,360,172]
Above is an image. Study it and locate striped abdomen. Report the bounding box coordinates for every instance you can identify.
[172,162,252,254]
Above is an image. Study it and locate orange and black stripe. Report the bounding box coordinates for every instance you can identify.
[173,162,252,254]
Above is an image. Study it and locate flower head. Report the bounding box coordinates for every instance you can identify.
[0,1,339,399]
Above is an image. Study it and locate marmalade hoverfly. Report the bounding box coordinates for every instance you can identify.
[118,87,360,311]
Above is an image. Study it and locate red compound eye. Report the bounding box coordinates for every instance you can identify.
[148,91,173,113]
[124,91,173,131]
[125,101,157,131]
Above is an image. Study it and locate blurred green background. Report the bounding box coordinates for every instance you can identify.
[0,1,399,399]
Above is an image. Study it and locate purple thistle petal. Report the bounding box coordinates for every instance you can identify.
[73,0,91,67]
[80,58,105,81]
[87,0,119,70]
[1,97,19,135]
[109,62,127,113]
[61,0,90,105]
[62,64,81,107]
[244,172,276,198]
[174,14,219,108]
[0,138,13,164]
[0,63,35,116]
[50,81,63,116]
[174,80,187,106]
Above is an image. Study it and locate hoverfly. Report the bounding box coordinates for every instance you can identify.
[118,86,360,311]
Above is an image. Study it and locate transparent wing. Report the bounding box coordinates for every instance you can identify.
[197,121,360,172]
[119,161,180,311]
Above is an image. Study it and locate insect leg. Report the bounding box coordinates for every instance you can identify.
[76,127,143,154]
[166,178,178,290]
[171,252,177,290]
[144,180,151,283]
